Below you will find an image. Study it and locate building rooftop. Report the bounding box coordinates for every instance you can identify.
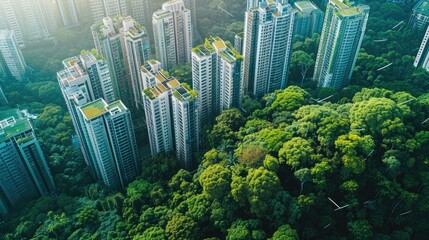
[0,30,13,40]
[337,7,360,16]
[80,99,108,120]
[331,0,349,9]
[173,84,197,102]
[295,1,318,13]
[414,0,429,16]
[0,108,32,143]
[0,108,21,121]
[123,18,147,39]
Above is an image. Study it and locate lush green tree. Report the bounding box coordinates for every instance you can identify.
[199,164,231,200]
[246,167,281,217]
[76,206,99,226]
[271,224,299,240]
[348,220,373,240]
[279,137,314,170]
[271,86,311,112]
[165,213,198,240]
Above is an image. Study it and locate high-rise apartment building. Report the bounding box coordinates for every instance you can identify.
[89,0,128,22]
[171,85,199,170]
[57,0,79,26]
[92,17,130,107]
[414,25,429,70]
[142,61,178,155]
[0,108,55,214]
[0,0,24,47]
[410,0,429,30]
[234,33,244,55]
[0,30,27,81]
[78,99,139,190]
[313,0,369,90]
[0,0,58,46]
[123,18,151,110]
[242,0,295,97]
[142,61,199,169]
[58,53,139,190]
[153,0,192,70]
[57,51,115,178]
[293,1,324,38]
[191,41,217,124]
[184,0,197,38]
[192,37,243,124]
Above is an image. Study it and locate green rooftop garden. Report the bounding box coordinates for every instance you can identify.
[0,119,32,143]
[143,88,156,100]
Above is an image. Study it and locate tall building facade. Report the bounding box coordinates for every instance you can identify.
[243,0,295,97]
[0,30,27,81]
[57,0,79,26]
[142,61,199,169]
[313,0,369,90]
[0,85,8,106]
[142,61,178,155]
[293,1,324,38]
[57,52,115,178]
[171,85,199,170]
[234,33,244,55]
[410,0,429,30]
[89,0,128,22]
[123,18,151,110]
[78,99,139,190]
[58,53,139,190]
[414,25,429,70]
[192,37,243,124]
[0,109,55,214]
[92,17,130,107]
[153,0,192,70]
[0,0,58,46]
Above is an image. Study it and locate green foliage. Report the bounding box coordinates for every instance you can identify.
[3,1,429,240]
[279,137,314,170]
[165,213,198,240]
[200,164,231,200]
[271,224,299,240]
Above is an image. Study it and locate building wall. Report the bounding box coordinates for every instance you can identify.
[0,31,27,81]
[313,1,369,90]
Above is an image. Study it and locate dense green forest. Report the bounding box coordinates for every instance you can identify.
[1,0,429,239]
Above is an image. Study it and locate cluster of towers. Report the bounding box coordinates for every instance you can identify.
[57,0,372,193]
[0,0,373,213]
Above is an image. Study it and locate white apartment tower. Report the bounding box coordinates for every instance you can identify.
[89,0,128,22]
[192,37,243,124]
[0,0,58,46]
[0,30,27,81]
[123,18,151,110]
[142,61,178,155]
[242,0,295,97]
[57,0,79,26]
[92,17,130,108]
[57,52,115,179]
[313,0,369,90]
[142,61,199,170]
[171,85,199,170]
[78,99,139,190]
[153,0,192,70]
